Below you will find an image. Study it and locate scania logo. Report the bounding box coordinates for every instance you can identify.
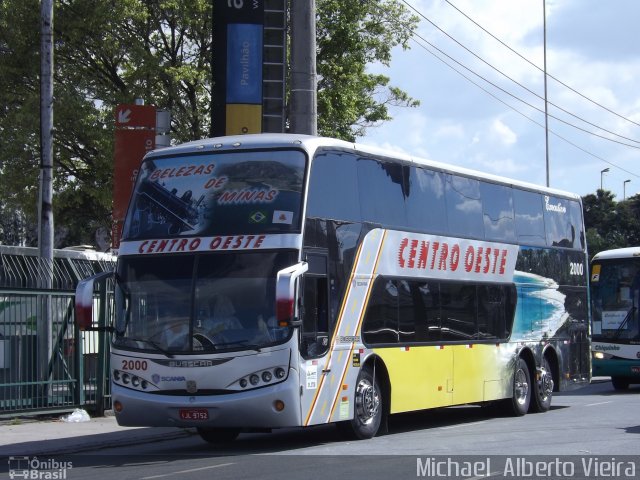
[151,374,186,383]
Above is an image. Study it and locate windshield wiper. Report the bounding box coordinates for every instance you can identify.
[118,336,175,358]
[213,340,262,352]
[613,307,636,340]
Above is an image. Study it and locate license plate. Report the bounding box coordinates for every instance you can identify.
[631,366,640,373]
[179,408,209,420]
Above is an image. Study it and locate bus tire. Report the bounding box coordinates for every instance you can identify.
[505,358,531,416]
[340,367,382,439]
[611,377,630,391]
[530,356,553,413]
[197,427,240,444]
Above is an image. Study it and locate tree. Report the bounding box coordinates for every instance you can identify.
[582,189,640,258]
[316,0,419,140]
[617,193,640,247]
[0,0,419,247]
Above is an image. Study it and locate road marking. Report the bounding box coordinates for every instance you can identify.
[585,401,613,407]
[141,462,234,479]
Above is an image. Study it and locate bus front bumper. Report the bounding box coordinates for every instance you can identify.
[593,358,640,379]
[112,369,302,429]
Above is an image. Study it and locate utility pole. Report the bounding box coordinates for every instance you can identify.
[543,0,550,187]
[290,0,317,135]
[38,0,54,394]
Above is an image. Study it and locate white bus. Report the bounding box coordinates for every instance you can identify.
[76,134,590,442]
[590,247,640,390]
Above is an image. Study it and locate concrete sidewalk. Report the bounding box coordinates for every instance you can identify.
[0,413,194,457]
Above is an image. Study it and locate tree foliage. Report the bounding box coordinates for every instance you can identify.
[0,0,419,247]
[582,190,640,258]
[316,0,419,140]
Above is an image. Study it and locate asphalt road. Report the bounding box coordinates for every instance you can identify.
[7,380,640,480]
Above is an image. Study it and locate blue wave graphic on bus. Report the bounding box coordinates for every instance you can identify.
[511,271,568,341]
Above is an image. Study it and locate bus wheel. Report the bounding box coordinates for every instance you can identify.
[530,357,554,413]
[611,377,630,391]
[505,358,531,416]
[340,367,382,439]
[197,427,240,444]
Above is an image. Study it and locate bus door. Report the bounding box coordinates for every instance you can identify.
[298,251,334,423]
[299,252,330,358]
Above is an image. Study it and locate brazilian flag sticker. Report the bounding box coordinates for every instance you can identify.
[249,211,267,224]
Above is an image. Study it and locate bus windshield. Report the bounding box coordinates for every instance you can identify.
[591,259,640,342]
[122,149,305,240]
[113,251,298,354]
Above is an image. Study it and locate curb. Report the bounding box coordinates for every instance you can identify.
[2,427,196,457]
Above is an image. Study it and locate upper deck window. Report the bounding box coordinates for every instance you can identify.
[122,150,306,240]
[543,196,584,249]
[513,189,546,247]
[357,157,408,228]
[445,174,483,238]
[306,151,361,222]
[480,182,516,243]
[405,166,447,234]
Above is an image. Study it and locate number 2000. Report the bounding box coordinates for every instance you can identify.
[569,262,584,276]
[122,360,148,371]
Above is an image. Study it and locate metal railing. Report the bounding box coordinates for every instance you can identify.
[0,246,115,417]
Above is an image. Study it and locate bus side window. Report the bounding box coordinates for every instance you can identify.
[445,174,483,239]
[477,284,507,340]
[513,189,547,247]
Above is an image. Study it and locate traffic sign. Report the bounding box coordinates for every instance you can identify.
[115,104,156,128]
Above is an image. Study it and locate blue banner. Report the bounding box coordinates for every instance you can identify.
[226,23,263,104]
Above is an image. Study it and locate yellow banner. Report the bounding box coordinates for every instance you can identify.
[226,104,262,135]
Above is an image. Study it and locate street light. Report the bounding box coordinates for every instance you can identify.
[600,168,610,191]
[624,179,631,200]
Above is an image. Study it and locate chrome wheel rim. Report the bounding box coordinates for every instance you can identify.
[514,368,529,406]
[355,378,379,425]
[538,366,554,400]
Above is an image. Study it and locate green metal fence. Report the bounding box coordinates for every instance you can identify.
[0,246,115,417]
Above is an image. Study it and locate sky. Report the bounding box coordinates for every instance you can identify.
[360,0,640,201]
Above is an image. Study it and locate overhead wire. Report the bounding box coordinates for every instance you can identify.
[443,0,640,129]
[410,29,640,150]
[400,0,640,146]
[408,35,640,179]
[398,0,640,178]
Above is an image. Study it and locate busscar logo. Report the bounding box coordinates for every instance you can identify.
[544,195,567,214]
[9,456,73,479]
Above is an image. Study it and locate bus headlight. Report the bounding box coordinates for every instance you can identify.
[112,369,155,391]
[593,351,613,360]
[233,366,289,390]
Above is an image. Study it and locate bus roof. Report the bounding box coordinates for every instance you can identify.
[146,133,582,201]
[592,247,640,261]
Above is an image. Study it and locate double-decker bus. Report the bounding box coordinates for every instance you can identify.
[76,134,590,442]
[590,247,640,390]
